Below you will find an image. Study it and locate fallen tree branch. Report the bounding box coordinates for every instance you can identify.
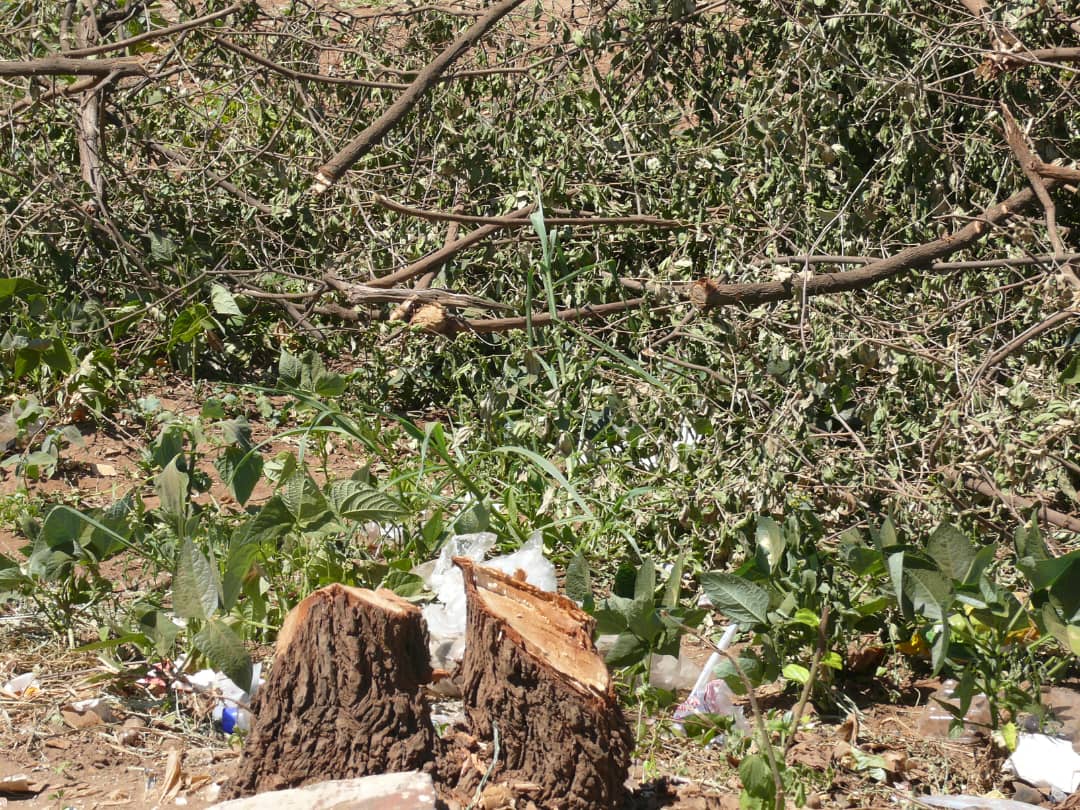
[689,182,1051,309]
[367,204,535,288]
[465,298,645,333]
[63,1,251,58]
[943,467,1080,533]
[1034,161,1080,183]
[374,195,686,228]
[0,56,146,76]
[975,309,1079,378]
[759,252,1080,270]
[1001,102,1065,255]
[7,75,105,115]
[312,0,529,193]
[1001,46,1080,66]
[213,37,408,90]
[322,274,511,311]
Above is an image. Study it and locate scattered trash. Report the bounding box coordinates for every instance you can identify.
[915,794,1048,810]
[648,651,702,691]
[61,697,116,729]
[418,532,556,668]
[0,672,40,699]
[213,703,252,735]
[917,679,992,743]
[1002,732,1080,795]
[0,774,44,798]
[184,663,263,735]
[672,626,746,735]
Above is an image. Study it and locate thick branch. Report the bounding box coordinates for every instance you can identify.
[0,56,146,76]
[690,182,1050,309]
[1001,103,1064,255]
[943,468,1080,533]
[760,252,1080,271]
[1035,162,1080,183]
[312,0,529,193]
[322,274,510,311]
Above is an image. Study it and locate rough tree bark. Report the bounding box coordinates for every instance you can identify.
[227,585,438,796]
[454,557,633,810]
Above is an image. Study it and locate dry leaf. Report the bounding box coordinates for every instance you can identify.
[159,749,183,803]
[837,713,859,744]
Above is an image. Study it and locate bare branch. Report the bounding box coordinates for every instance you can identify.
[1001,102,1065,255]
[374,195,686,228]
[943,467,1080,533]
[312,0,530,193]
[0,56,146,77]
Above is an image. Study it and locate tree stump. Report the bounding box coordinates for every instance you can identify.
[227,585,438,796]
[454,557,633,809]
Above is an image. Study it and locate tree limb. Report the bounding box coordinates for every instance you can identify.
[63,1,251,58]
[374,195,686,228]
[312,0,529,193]
[689,182,1052,309]
[0,56,146,76]
[1001,102,1065,255]
[942,467,1080,533]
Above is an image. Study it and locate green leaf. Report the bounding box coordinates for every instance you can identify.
[156,457,190,527]
[210,283,242,316]
[902,562,954,621]
[565,551,593,608]
[661,553,685,608]
[925,523,975,582]
[627,599,664,644]
[782,663,810,684]
[700,572,770,627]
[215,447,263,507]
[173,538,219,620]
[594,597,632,633]
[634,558,657,601]
[755,516,786,573]
[0,277,44,300]
[219,418,253,449]
[1061,353,1080,385]
[492,446,594,520]
[194,618,252,691]
[739,753,777,810]
[137,608,181,657]
[326,479,406,523]
[278,349,302,388]
[148,228,176,262]
[605,631,648,668]
[792,608,820,628]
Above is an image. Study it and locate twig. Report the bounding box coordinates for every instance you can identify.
[374,195,685,228]
[942,467,1080,533]
[785,605,829,758]
[663,615,785,810]
[213,37,407,90]
[465,298,645,333]
[1000,103,1065,256]
[757,252,1080,271]
[367,205,535,289]
[63,1,251,57]
[975,309,1079,379]
[312,0,529,193]
[322,274,511,311]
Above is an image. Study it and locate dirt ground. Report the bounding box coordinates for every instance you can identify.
[0,377,1069,809]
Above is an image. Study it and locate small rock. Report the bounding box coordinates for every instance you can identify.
[206,772,438,810]
[1009,782,1045,806]
[118,716,147,746]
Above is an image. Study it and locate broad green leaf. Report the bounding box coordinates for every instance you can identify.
[902,563,954,621]
[925,523,974,582]
[1061,354,1080,385]
[278,349,302,388]
[326,479,406,523]
[782,663,810,684]
[634,558,657,601]
[210,283,242,316]
[661,553,685,608]
[594,596,632,634]
[40,505,85,552]
[875,517,899,551]
[137,608,181,657]
[0,277,44,299]
[565,551,593,608]
[215,447,263,507]
[156,457,190,528]
[822,651,844,670]
[194,618,252,691]
[738,753,777,810]
[604,631,648,668]
[792,608,820,628]
[627,599,663,643]
[173,537,219,620]
[219,418,253,449]
[755,516,785,572]
[700,572,770,627]
[1014,518,1049,562]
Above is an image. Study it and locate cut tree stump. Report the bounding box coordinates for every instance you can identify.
[226,585,437,796]
[454,557,633,810]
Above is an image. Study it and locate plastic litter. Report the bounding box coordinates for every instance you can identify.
[916,795,1050,810]
[672,625,747,735]
[0,671,40,698]
[1002,732,1080,795]
[185,664,263,736]
[917,679,992,743]
[418,532,556,668]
